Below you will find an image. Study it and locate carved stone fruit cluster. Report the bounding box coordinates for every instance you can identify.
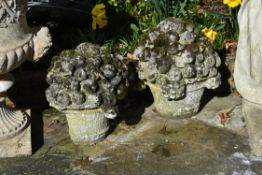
[134,18,221,100]
[46,43,129,119]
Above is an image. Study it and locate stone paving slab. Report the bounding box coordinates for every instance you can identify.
[195,95,246,135]
[0,95,262,175]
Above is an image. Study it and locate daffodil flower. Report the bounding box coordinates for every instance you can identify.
[223,0,241,8]
[201,27,218,41]
[92,3,108,30]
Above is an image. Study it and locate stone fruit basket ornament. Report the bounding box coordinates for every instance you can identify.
[46,43,129,144]
[133,18,221,118]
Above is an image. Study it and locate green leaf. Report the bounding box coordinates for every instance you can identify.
[130,23,140,33]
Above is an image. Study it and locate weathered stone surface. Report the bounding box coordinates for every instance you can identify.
[195,95,246,135]
[242,100,262,156]
[65,110,109,144]
[0,95,262,174]
[46,43,129,119]
[134,18,221,100]
[234,0,262,104]
[148,83,204,118]
[0,0,52,72]
[0,0,51,158]
[0,110,31,158]
[45,43,129,145]
[233,0,262,157]
[133,18,221,117]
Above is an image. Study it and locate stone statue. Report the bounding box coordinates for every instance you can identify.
[0,0,52,157]
[234,0,262,156]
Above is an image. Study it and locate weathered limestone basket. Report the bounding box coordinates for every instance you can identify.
[65,109,109,144]
[147,83,204,118]
[46,43,129,144]
[134,18,221,118]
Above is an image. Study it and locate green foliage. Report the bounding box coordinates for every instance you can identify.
[192,6,239,49]
[75,0,240,53]
[104,0,181,54]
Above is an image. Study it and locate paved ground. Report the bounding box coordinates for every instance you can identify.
[0,83,262,175]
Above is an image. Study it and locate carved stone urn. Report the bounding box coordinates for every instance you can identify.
[46,43,129,145]
[134,18,221,118]
[0,0,52,157]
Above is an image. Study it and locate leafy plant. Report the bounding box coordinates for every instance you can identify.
[72,0,240,53]
[195,0,240,49]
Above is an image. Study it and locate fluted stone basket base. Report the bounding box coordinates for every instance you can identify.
[0,109,31,158]
[148,84,204,118]
[65,109,109,145]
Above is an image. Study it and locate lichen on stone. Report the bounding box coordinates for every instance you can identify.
[133,17,221,100]
[46,43,129,118]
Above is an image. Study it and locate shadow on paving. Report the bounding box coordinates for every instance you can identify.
[108,87,154,135]
[1,117,262,175]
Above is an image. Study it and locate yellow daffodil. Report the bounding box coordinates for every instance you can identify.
[91,3,108,30]
[201,27,218,41]
[223,0,241,8]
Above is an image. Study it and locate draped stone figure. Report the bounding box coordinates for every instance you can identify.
[234,0,262,156]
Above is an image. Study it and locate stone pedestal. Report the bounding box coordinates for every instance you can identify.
[242,100,262,156]
[0,0,51,157]
[148,83,204,118]
[65,109,109,145]
[233,0,262,157]
[0,109,31,158]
